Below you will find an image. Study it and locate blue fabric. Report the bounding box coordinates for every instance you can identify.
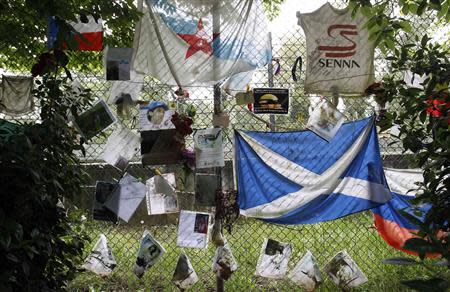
[372,192,430,230]
[235,117,391,224]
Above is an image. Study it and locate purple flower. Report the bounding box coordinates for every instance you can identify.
[181,148,196,170]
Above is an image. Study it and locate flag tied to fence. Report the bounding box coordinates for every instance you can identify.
[132,0,271,90]
[235,117,392,224]
[48,15,103,51]
[371,168,440,257]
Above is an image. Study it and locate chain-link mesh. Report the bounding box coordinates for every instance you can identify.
[1,0,444,291]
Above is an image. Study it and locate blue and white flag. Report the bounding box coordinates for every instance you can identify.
[132,0,271,90]
[235,117,392,224]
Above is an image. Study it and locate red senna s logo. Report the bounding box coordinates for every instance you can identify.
[318,24,358,58]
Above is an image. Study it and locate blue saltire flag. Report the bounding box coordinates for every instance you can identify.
[235,117,392,224]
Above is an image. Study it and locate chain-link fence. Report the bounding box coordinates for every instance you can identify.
[1,0,444,291]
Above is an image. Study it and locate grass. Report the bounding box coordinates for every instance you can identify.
[68,212,432,291]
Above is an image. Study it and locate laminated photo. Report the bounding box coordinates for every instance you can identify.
[307,99,344,141]
[93,181,118,223]
[133,230,166,278]
[177,210,210,249]
[146,173,178,215]
[288,250,323,291]
[74,99,116,140]
[213,243,238,280]
[106,48,133,81]
[140,101,175,131]
[255,238,292,279]
[172,253,199,290]
[324,250,368,289]
[253,88,289,114]
[82,234,116,276]
[103,173,146,222]
[193,128,225,169]
[195,173,219,207]
[140,101,181,165]
[102,124,140,170]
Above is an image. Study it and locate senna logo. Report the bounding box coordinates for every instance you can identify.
[317,24,358,58]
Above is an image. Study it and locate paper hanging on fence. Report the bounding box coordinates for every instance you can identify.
[48,15,103,51]
[255,238,292,279]
[102,124,140,170]
[93,181,119,223]
[74,99,116,140]
[82,234,117,276]
[235,117,392,224]
[107,70,144,105]
[177,210,210,249]
[140,102,175,131]
[324,250,367,289]
[195,174,218,207]
[306,99,345,141]
[213,243,238,280]
[298,3,375,95]
[253,88,289,114]
[172,253,199,290]
[105,47,133,81]
[132,0,271,90]
[287,250,323,291]
[146,173,178,215]
[0,75,34,116]
[193,128,224,169]
[133,230,166,278]
[104,173,146,222]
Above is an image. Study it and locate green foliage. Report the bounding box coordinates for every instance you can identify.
[262,0,286,20]
[0,0,140,71]
[350,0,450,288]
[0,49,93,290]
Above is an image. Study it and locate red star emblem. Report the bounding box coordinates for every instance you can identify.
[178,18,219,59]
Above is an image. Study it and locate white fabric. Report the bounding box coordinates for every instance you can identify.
[1,75,34,116]
[132,0,270,89]
[70,15,102,33]
[238,121,391,218]
[384,168,423,196]
[298,3,375,95]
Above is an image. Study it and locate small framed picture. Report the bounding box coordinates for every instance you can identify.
[253,88,289,114]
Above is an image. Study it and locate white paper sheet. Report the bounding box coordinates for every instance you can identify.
[213,243,238,280]
[255,238,292,279]
[102,124,140,170]
[193,128,225,169]
[172,253,199,290]
[307,99,344,142]
[288,250,323,291]
[133,230,166,278]
[104,173,146,222]
[177,210,210,249]
[324,250,368,289]
[146,173,178,215]
[82,234,116,276]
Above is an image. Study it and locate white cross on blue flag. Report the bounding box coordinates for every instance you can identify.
[235,117,392,224]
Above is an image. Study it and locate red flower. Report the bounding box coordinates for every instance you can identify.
[425,91,450,123]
